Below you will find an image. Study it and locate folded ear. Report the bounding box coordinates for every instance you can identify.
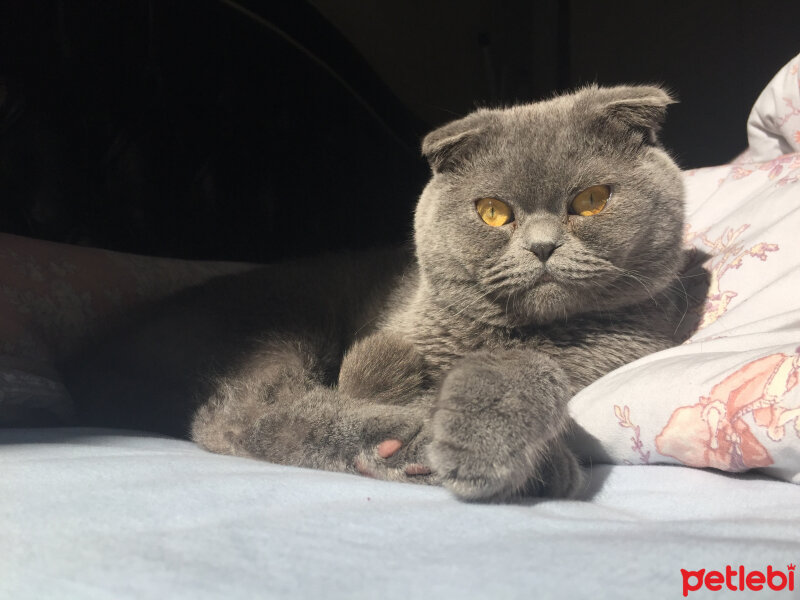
[594,85,677,141]
[421,115,486,173]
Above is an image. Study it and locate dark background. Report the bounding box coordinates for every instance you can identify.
[1,0,798,262]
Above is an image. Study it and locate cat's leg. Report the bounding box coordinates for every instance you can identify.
[192,337,433,479]
[337,331,437,481]
[427,348,585,501]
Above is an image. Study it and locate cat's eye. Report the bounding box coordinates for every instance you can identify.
[569,185,611,216]
[476,197,514,227]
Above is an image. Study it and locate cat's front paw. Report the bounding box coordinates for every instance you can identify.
[427,350,584,501]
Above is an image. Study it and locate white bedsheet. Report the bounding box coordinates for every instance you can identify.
[2,428,799,599]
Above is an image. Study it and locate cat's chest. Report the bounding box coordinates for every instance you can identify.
[408,320,498,371]
[386,291,645,377]
[400,309,627,375]
[399,309,525,374]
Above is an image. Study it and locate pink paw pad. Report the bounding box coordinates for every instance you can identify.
[377,439,403,458]
[404,464,431,476]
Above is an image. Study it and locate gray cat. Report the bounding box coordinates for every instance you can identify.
[64,85,709,502]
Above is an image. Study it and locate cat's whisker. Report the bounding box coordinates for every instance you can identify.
[556,271,603,282]
[482,271,532,294]
[483,270,515,286]
[437,283,503,321]
[451,292,491,319]
[606,263,696,335]
[604,264,660,307]
[662,276,691,334]
[671,289,690,336]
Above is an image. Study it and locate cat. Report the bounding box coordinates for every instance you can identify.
[63,84,710,502]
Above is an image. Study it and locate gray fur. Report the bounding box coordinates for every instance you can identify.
[61,85,709,502]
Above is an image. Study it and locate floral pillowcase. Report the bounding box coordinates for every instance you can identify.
[570,52,800,484]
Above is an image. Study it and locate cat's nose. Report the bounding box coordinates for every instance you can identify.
[527,241,558,262]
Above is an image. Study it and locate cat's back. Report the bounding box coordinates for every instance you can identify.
[60,246,414,435]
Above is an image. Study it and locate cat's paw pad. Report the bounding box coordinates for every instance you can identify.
[377,439,404,459]
[353,434,436,484]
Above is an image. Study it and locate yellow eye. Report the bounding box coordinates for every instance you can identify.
[476,197,513,227]
[569,185,611,216]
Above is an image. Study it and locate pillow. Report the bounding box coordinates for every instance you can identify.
[743,52,800,162]
[569,53,800,484]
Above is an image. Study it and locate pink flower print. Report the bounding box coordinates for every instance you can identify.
[777,174,799,187]
[776,97,800,128]
[759,154,796,179]
[751,353,800,442]
[655,398,771,471]
[656,351,800,471]
[684,225,779,330]
[614,405,651,465]
[730,166,753,180]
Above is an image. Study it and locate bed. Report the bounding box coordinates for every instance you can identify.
[2,54,799,599]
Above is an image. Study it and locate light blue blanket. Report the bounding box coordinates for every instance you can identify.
[3,428,799,599]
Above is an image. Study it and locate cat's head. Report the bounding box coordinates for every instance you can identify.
[415,85,685,326]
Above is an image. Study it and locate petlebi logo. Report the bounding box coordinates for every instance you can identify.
[681,564,795,596]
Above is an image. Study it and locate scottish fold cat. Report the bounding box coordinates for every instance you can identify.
[64,85,708,501]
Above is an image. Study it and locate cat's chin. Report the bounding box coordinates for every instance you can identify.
[493,284,581,328]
